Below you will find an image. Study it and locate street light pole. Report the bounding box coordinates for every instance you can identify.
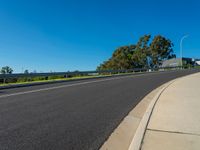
[180,35,189,69]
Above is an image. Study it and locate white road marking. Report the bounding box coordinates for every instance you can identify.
[0,71,171,99]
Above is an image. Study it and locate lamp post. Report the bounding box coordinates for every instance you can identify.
[180,35,189,69]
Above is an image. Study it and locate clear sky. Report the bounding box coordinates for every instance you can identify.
[0,0,199,73]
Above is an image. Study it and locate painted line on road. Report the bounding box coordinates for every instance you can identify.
[0,71,174,99]
[0,75,133,99]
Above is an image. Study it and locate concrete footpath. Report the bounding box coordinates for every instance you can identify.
[141,72,200,150]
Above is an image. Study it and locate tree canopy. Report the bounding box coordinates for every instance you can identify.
[24,69,29,74]
[97,35,175,70]
[0,66,13,74]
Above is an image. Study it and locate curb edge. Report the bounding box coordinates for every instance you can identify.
[128,79,176,150]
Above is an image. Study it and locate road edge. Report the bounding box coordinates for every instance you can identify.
[128,80,176,150]
[100,77,180,150]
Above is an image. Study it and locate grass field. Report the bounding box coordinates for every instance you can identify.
[0,72,137,87]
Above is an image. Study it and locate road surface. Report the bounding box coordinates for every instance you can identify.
[0,70,198,150]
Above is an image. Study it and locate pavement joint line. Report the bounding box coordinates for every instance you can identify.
[128,79,177,150]
[147,129,200,137]
[0,72,165,99]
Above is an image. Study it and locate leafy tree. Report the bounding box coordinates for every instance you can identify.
[97,34,176,70]
[149,35,174,68]
[24,70,29,74]
[97,45,136,70]
[1,66,13,74]
[132,35,151,68]
[112,46,134,69]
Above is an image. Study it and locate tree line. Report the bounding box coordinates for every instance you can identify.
[0,66,13,74]
[97,35,176,70]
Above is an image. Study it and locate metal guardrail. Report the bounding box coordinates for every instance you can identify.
[0,67,182,79]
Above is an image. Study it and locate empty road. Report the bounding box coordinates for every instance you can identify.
[0,70,198,150]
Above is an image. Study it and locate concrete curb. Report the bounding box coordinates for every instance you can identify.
[100,71,200,150]
[100,78,179,150]
[128,80,176,150]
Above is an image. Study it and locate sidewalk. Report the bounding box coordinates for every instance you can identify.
[141,72,200,150]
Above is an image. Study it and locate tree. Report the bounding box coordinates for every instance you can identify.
[131,35,151,68]
[24,70,29,74]
[97,34,176,70]
[149,35,174,68]
[1,66,13,74]
[97,45,136,70]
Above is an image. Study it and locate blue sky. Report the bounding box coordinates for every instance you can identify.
[0,0,199,73]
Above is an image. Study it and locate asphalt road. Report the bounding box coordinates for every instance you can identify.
[0,70,198,150]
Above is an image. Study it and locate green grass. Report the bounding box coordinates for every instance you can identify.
[0,74,122,87]
[0,71,155,87]
[194,66,200,69]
